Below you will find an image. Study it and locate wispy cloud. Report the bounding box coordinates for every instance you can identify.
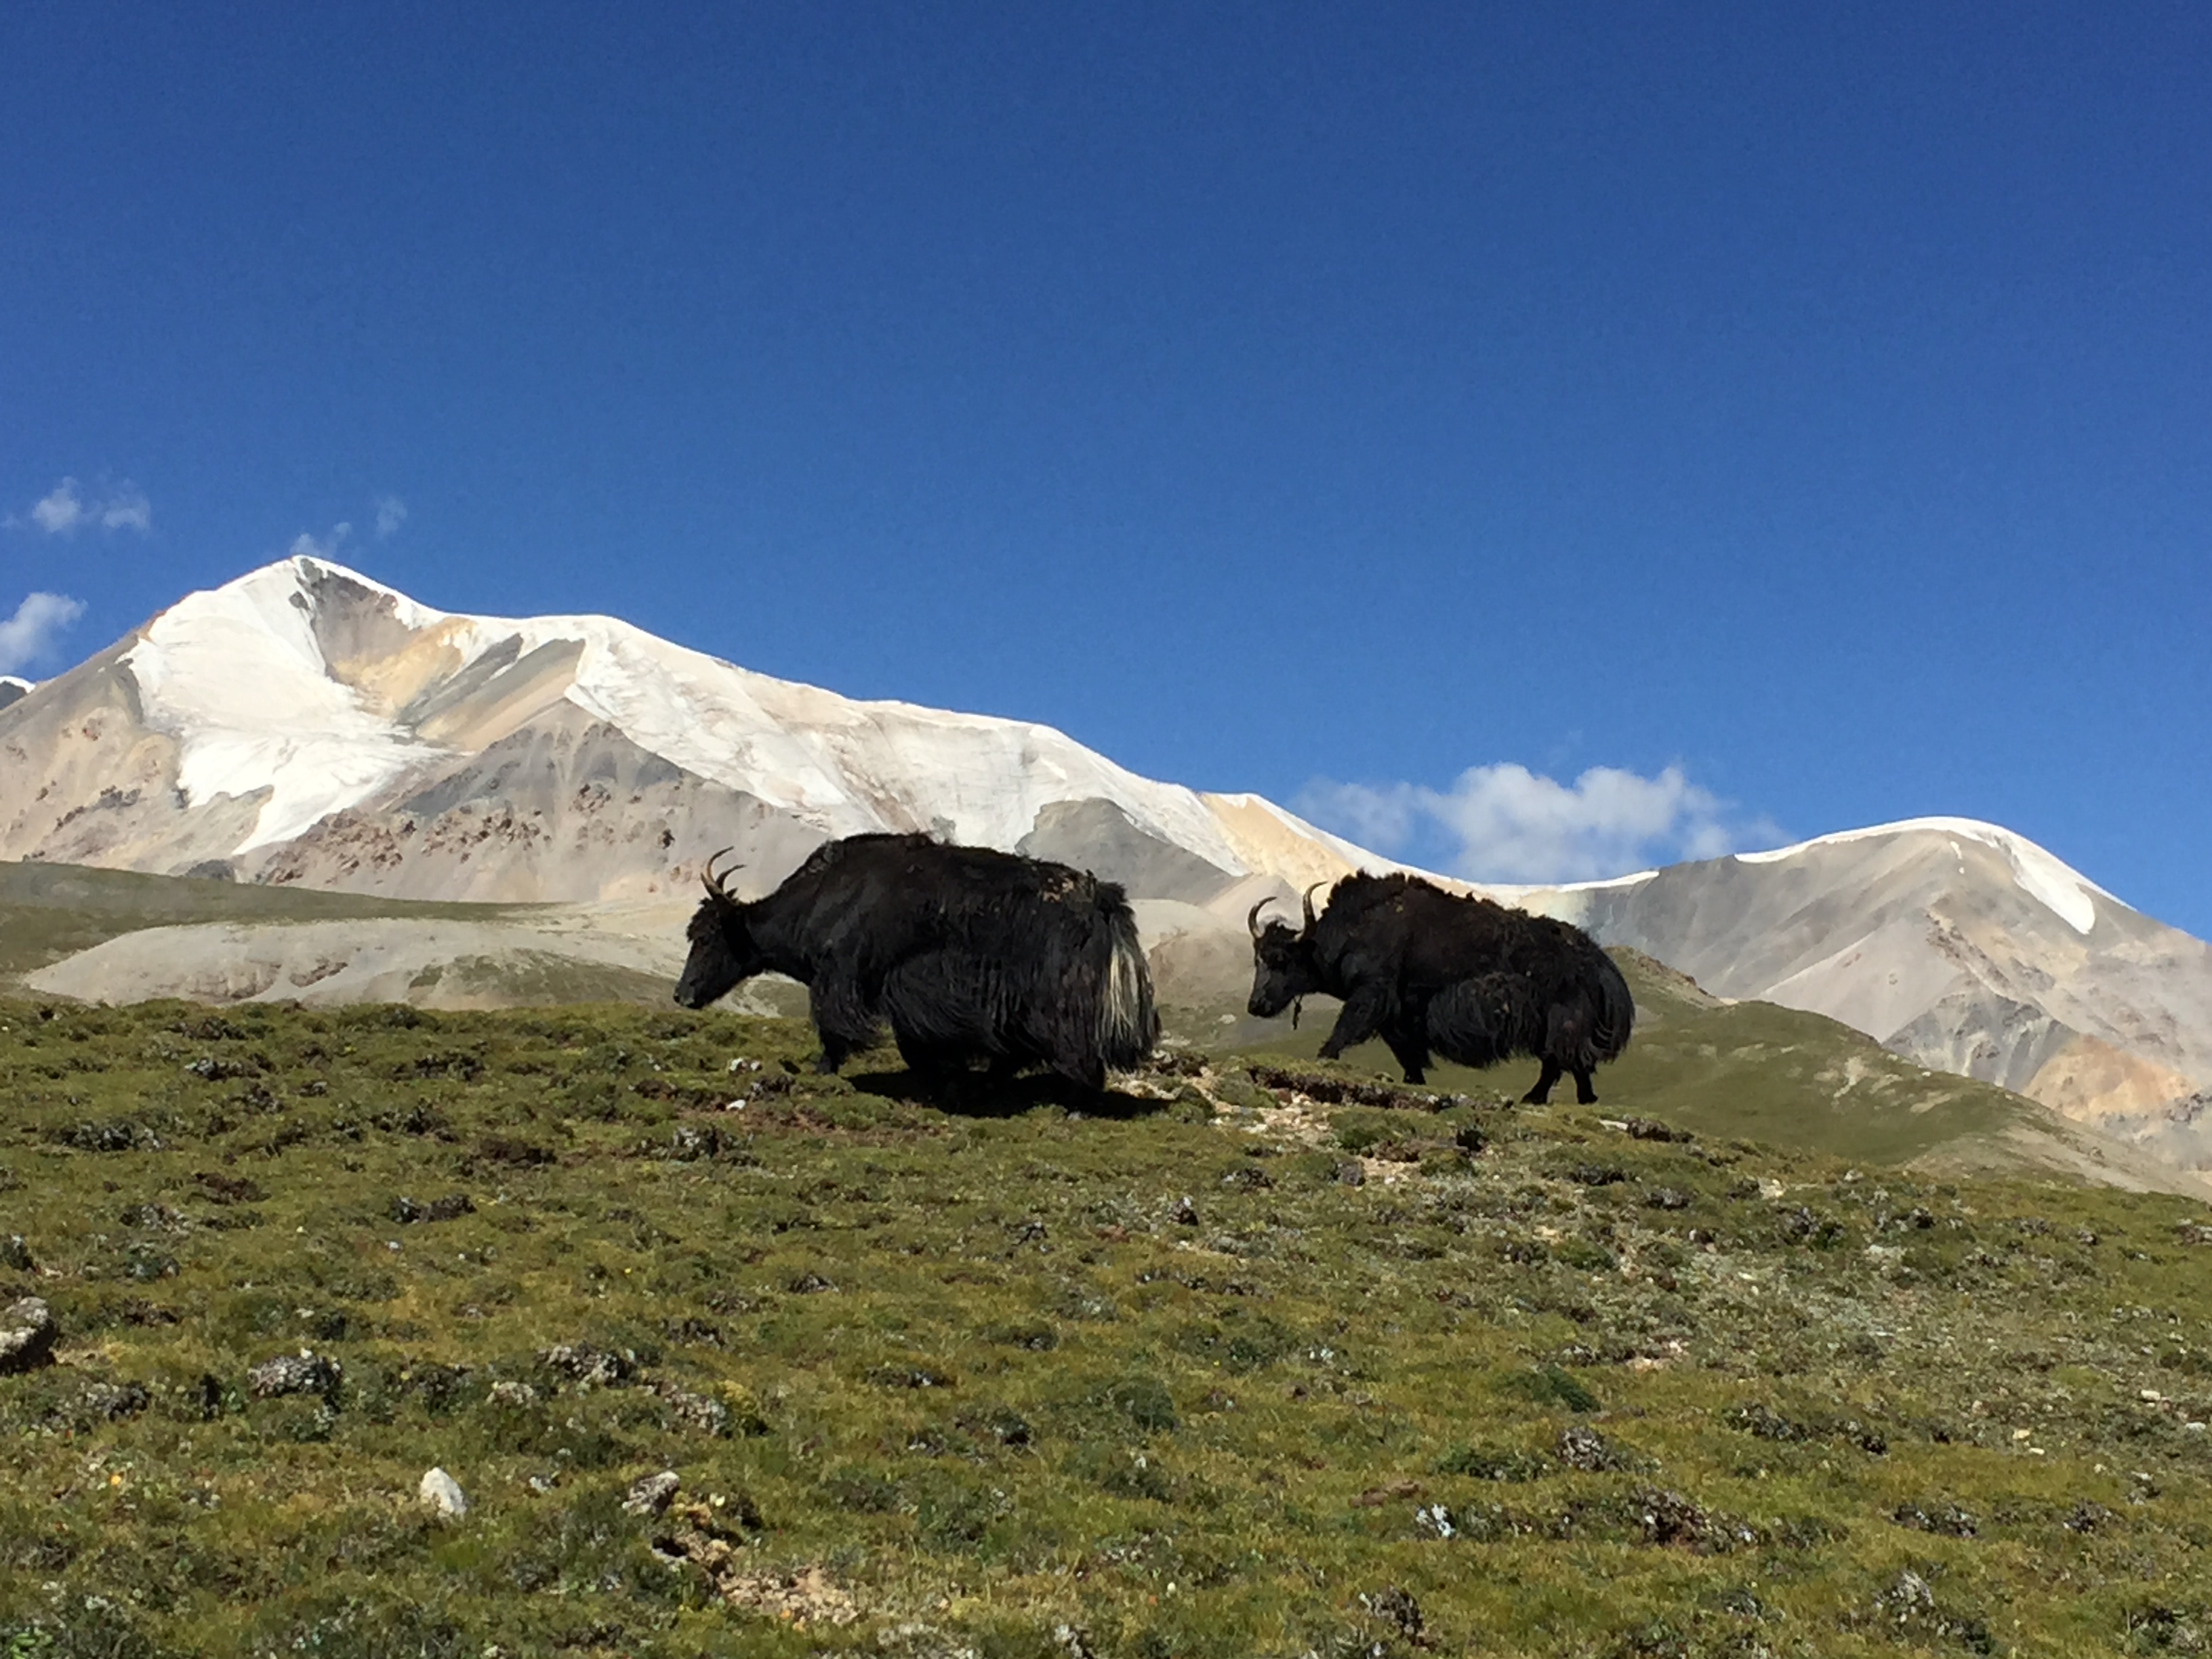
[374,494,407,539]
[1298,762,1784,885]
[31,479,85,534]
[13,476,152,537]
[0,592,87,675]
[101,484,152,532]
[289,523,354,561]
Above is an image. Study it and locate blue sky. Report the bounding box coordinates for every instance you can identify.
[4,4,2210,928]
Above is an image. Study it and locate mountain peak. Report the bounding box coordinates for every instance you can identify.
[1734,816,2109,935]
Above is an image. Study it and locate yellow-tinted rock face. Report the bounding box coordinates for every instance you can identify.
[2026,1033,2200,1126]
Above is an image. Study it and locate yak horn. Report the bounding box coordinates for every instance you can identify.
[1302,881,1328,935]
[701,847,740,900]
[1247,897,1279,939]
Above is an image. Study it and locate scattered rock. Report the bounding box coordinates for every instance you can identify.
[1870,1570,1992,1651]
[785,1272,837,1294]
[1558,1425,1631,1472]
[418,1467,468,1519]
[709,1562,855,1626]
[1412,1502,1457,1539]
[1359,1586,1425,1641]
[1894,1502,1978,1537]
[1631,1488,1753,1551]
[1568,1163,1626,1187]
[1622,1117,1691,1143]
[537,1343,634,1387]
[623,1471,682,1517]
[1219,1165,1273,1191]
[1168,1195,1200,1226]
[1724,1401,1807,1442]
[2064,1500,2111,1534]
[248,1349,343,1399]
[79,1380,150,1422]
[183,1055,260,1082]
[867,1363,954,1390]
[1644,1188,1693,1210]
[119,1202,190,1233]
[1242,1064,1452,1112]
[1,1234,31,1272]
[59,1120,157,1153]
[0,1297,58,1373]
[1877,1570,1936,1618]
[391,1193,475,1224]
[655,1382,731,1435]
[1336,1160,1366,1187]
[487,1380,540,1408]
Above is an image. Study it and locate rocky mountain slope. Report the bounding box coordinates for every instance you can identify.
[9,557,2212,1168]
[0,557,1382,909]
[1504,823,2212,1168]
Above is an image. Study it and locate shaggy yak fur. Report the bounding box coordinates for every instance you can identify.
[1247,872,1634,1103]
[675,833,1158,1090]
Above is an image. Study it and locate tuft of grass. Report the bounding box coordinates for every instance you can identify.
[1,995,2210,1656]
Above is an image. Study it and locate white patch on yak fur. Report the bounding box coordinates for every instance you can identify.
[1100,923,1147,1057]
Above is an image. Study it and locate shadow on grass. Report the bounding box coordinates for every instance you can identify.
[845,1065,1172,1122]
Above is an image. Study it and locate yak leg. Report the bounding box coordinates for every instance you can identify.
[1317,983,1393,1061]
[893,1025,954,1082]
[809,981,876,1076]
[1522,1059,1563,1104]
[1573,1065,1599,1105]
[1382,1025,1430,1085]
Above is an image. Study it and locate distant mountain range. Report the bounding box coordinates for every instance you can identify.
[5,556,2211,1168]
[0,557,1378,908]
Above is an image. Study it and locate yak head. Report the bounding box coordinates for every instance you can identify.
[674,850,762,1008]
[1246,884,1328,1019]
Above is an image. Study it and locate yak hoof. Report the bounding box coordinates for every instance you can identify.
[1521,1085,1551,1105]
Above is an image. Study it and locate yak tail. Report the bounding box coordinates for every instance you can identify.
[1094,890,1160,1073]
[1585,949,1635,1065]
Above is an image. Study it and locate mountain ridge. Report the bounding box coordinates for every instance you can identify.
[8,556,2212,1167]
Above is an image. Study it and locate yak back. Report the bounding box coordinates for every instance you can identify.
[1318,873,1619,1006]
[1313,872,1521,991]
[752,832,1134,984]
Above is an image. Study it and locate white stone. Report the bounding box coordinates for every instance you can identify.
[418,1467,468,1518]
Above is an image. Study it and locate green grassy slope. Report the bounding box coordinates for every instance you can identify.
[1209,949,2079,1175]
[0,860,525,980]
[5,997,2211,1657]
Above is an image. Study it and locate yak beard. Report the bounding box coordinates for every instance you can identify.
[1292,998,1303,1031]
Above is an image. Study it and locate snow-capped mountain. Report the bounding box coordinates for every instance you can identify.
[0,556,1387,906]
[8,556,2212,1164]
[0,676,33,712]
[1504,823,2212,1165]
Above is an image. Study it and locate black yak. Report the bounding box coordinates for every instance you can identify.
[1246,872,1633,1103]
[673,833,1158,1090]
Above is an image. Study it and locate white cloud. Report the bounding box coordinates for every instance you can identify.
[15,476,152,536]
[31,479,85,534]
[0,592,87,675]
[289,523,354,560]
[100,483,152,532]
[374,494,407,538]
[1299,762,1782,884]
